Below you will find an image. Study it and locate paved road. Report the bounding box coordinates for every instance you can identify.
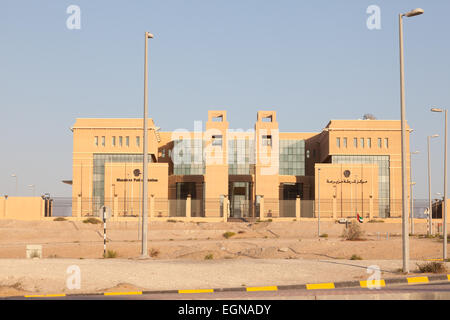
[11,281,450,300]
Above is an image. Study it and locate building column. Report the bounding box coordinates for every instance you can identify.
[296,196,301,219]
[186,194,191,220]
[369,197,374,220]
[332,197,337,220]
[77,196,82,218]
[113,195,118,218]
[40,198,45,219]
[260,197,265,220]
[222,195,228,222]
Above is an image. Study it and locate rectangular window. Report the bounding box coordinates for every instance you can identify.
[112,136,116,146]
[119,136,123,147]
[278,140,305,175]
[162,149,166,158]
[336,138,340,148]
[101,136,105,147]
[378,138,382,148]
[385,138,389,148]
[262,135,272,146]
[343,138,347,148]
[126,136,130,147]
[354,138,358,148]
[367,138,371,148]
[360,138,364,148]
[212,135,223,146]
[94,136,98,146]
[136,136,140,147]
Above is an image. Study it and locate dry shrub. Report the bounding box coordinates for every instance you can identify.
[150,248,160,257]
[223,232,236,239]
[417,262,447,274]
[103,250,117,258]
[83,217,102,224]
[342,221,365,241]
[204,253,213,260]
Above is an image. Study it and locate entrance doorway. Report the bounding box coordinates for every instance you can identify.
[229,182,252,218]
[281,183,303,217]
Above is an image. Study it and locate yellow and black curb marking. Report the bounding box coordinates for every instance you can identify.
[7,274,450,299]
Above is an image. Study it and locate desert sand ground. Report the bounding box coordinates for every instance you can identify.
[0,219,448,296]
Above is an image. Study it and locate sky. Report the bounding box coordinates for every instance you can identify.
[1,0,449,198]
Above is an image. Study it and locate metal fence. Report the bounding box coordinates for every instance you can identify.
[52,197,437,219]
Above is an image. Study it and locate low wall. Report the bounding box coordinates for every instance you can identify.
[0,197,44,220]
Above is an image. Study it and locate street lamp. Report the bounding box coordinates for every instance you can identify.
[28,185,35,197]
[428,134,439,236]
[141,31,154,258]
[399,7,424,273]
[410,151,419,235]
[410,181,416,234]
[431,107,448,260]
[11,174,18,196]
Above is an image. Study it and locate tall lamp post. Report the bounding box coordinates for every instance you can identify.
[410,181,416,234]
[428,134,439,235]
[410,151,419,235]
[141,31,154,258]
[11,174,18,196]
[28,185,35,197]
[431,107,448,260]
[399,8,424,273]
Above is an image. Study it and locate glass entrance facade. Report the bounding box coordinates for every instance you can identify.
[228,182,252,218]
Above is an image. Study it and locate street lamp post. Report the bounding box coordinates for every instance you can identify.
[410,151,419,235]
[399,8,424,273]
[11,174,18,196]
[431,107,448,260]
[28,185,35,197]
[141,31,154,258]
[410,181,416,234]
[428,134,439,235]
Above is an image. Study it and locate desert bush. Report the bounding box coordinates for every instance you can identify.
[350,254,363,260]
[150,248,160,257]
[319,233,328,238]
[53,217,67,221]
[342,221,365,241]
[416,261,447,274]
[223,232,236,239]
[368,219,384,223]
[83,217,102,224]
[103,250,117,258]
[167,219,177,223]
[204,253,213,260]
[30,250,40,259]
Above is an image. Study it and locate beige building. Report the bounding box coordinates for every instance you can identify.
[70,111,411,220]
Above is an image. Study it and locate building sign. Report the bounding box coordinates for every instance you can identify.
[116,178,158,182]
[326,179,368,185]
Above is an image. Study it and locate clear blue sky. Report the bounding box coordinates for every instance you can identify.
[1,0,449,198]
